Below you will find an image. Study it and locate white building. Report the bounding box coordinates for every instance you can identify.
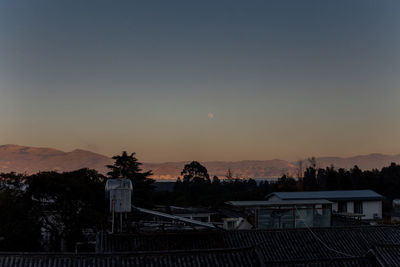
[169,206,214,223]
[227,199,332,229]
[265,190,384,220]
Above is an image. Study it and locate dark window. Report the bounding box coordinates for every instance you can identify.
[354,201,363,214]
[338,201,347,213]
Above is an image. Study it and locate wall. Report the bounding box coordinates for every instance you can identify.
[332,202,338,212]
[363,200,382,220]
[347,201,354,213]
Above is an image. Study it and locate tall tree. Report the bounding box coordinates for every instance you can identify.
[181,161,210,183]
[107,151,155,205]
[225,168,234,181]
[0,176,42,251]
[303,166,318,191]
[296,160,304,191]
[26,169,107,251]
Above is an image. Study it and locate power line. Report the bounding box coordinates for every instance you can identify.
[295,207,357,258]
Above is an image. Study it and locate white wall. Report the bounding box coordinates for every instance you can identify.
[267,194,382,220]
[332,202,338,212]
[347,201,354,213]
[363,200,382,220]
[318,200,381,220]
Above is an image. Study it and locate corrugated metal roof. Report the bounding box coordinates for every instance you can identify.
[266,190,384,201]
[132,206,217,229]
[226,199,333,207]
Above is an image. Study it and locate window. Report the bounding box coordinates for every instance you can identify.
[227,221,236,229]
[354,201,363,214]
[338,201,347,213]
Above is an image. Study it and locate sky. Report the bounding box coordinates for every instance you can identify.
[0,0,400,162]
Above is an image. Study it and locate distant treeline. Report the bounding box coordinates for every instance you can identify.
[1,153,400,252]
[153,162,400,208]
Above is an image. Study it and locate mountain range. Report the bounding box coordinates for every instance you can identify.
[1,144,400,180]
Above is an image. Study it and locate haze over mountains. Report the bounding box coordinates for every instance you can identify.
[1,144,400,180]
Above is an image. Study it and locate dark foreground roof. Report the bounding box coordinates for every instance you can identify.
[269,257,376,267]
[0,248,260,267]
[368,244,400,266]
[101,226,400,259]
[0,252,377,267]
[97,226,400,266]
[3,226,400,266]
[266,190,385,201]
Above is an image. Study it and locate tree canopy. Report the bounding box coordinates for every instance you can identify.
[107,151,155,205]
[26,169,107,251]
[181,161,210,183]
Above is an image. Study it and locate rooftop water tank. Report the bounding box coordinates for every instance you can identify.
[105,178,133,213]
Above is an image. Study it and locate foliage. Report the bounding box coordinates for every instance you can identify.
[0,185,41,251]
[107,151,155,205]
[25,169,107,251]
[3,159,400,252]
[181,161,210,183]
[156,161,400,210]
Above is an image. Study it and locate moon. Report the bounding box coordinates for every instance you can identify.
[208,112,214,119]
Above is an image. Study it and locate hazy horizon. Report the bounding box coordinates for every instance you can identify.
[1,1,400,162]
[2,143,400,164]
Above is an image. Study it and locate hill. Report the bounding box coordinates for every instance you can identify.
[1,144,400,180]
[0,144,113,174]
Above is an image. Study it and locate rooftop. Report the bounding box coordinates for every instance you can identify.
[266,190,385,201]
[5,226,400,266]
[226,199,333,207]
[98,226,400,262]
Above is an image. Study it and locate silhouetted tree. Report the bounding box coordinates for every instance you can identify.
[225,168,234,181]
[181,161,210,183]
[212,176,221,184]
[107,151,155,205]
[0,178,41,251]
[296,160,304,191]
[277,175,297,191]
[303,165,318,191]
[26,169,107,251]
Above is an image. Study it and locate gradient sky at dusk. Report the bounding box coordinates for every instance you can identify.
[1,0,400,162]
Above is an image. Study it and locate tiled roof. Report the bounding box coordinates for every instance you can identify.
[3,226,400,266]
[267,257,376,267]
[368,244,400,266]
[102,231,228,252]
[99,226,400,264]
[0,248,260,267]
[0,251,380,267]
[226,227,387,262]
[266,190,385,201]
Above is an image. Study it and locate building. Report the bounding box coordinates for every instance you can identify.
[169,206,214,223]
[222,217,253,230]
[227,200,332,229]
[265,190,384,220]
[390,199,400,222]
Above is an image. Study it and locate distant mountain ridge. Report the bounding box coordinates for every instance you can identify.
[0,144,113,174]
[1,144,400,180]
